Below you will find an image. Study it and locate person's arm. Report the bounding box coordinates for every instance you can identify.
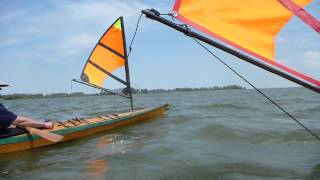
[12,116,53,129]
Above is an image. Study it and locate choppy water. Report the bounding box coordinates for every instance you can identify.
[0,87,320,180]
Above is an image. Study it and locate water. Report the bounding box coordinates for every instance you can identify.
[0,88,319,179]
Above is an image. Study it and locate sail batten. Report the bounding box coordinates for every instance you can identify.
[97,42,126,60]
[173,0,320,87]
[87,60,127,85]
[278,0,320,33]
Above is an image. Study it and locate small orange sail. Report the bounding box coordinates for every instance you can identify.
[173,0,320,87]
[81,17,127,88]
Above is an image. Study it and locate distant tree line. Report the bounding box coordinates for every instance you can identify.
[0,92,98,100]
[0,85,245,100]
[131,85,245,94]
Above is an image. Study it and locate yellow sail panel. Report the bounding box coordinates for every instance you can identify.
[90,45,125,73]
[81,17,127,87]
[173,0,311,61]
[82,63,107,87]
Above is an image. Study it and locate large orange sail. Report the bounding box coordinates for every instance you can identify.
[173,0,320,86]
[81,17,127,88]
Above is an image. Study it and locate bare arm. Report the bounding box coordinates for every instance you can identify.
[12,116,53,129]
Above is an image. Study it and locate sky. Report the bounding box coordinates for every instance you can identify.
[0,0,319,95]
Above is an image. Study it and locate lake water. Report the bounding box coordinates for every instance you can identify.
[0,88,319,179]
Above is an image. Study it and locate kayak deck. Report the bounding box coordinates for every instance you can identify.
[0,104,168,154]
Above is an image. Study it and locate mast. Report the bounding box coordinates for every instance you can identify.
[141,9,320,94]
[121,17,134,111]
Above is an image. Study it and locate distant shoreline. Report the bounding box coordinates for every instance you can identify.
[0,85,245,100]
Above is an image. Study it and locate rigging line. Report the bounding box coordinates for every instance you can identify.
[128,13,143,57]
[70,80,81,119]
[191,37,320,142]
[70,80,73,93]
[131,81,143,90]
[159,13,175,21]
[113,93,116,113]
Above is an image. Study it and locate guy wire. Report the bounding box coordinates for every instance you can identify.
[191,37,320,142]
[128,13,143,57]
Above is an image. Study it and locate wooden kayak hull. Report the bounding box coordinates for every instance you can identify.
[0,104,168,154]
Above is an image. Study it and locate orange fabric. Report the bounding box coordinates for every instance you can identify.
[82,18,126,87]
[90,44,125,73]
[174,0,311,61]
[100,26,124,56]
[83,63,107,86]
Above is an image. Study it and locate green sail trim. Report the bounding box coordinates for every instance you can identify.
[114,19,122,30]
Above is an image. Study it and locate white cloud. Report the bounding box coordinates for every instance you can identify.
[300,38,310,43]
[305,51,320,59]
[0,0,166,64]
[278,37,288,44]
[304,50,320,67]
[278,58,292,65]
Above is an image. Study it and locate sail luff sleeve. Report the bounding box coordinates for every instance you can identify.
[277,0,320,33]
[172,0,320,87]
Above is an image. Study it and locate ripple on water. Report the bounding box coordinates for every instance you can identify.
[1,88,319,179]
[191,123,319,143]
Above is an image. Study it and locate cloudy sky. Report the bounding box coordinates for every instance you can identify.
[0,0,319,94]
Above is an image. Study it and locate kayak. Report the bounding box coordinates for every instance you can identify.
[0,104,168,154]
